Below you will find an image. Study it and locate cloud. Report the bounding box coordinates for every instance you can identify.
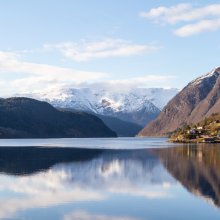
[109,75,174,87]
[140,3,193,24]
[0,51,108,95]
[0,50,174,96]
[17,74,175,98]
[174,19,220,37]
[0,40,169,96]
[44,38,158,62]
[0,51,107,81]
[79,75,175,91]
[63,210,139,220]
[140,3,220,36]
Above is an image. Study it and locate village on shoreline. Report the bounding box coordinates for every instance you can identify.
[169,113,220,143]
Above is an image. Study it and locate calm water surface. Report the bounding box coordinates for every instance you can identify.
[0,138,219,220]
[0,137,171,149]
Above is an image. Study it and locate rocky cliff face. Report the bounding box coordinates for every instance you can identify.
[139,67,220,136]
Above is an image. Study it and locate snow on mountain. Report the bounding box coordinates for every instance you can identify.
[21,86,178,126]
[134,88,179,110]
[190,67,220,86]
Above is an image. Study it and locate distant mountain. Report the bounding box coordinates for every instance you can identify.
[96,114,143,137]
[139,67,220,136]
[0,97,117,138]
[20,87,178,126]
[55,108,143,137]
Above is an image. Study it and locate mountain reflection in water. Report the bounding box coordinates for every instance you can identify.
[153,145,220,208]
[0,144,219,220]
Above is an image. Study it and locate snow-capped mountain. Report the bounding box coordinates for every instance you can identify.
[23,86,178,126]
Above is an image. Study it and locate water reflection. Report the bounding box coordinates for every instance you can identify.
[154,145,220,208]
[0,145,219,219]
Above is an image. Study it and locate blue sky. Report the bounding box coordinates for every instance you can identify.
[0,0,220,95]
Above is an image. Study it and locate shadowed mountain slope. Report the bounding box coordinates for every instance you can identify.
[0,97,117,138]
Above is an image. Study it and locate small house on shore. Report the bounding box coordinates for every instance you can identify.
[203,137,215,143]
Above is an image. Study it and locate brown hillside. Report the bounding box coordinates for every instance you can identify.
[138,67,220,136]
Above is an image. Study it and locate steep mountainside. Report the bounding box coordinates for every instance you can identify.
[20,87,178,126]
[0,98,116,138]
[139,67,220,136]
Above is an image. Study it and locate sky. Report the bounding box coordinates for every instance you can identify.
[0,0,220,96]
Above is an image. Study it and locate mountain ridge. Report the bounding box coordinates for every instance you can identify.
[139,67,220,136]
[0,97,117,138]
[18,87,178,126]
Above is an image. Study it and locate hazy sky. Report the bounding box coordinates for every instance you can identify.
[0,0,220,95]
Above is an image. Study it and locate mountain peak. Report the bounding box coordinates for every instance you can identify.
[189,67,220,87]
[138,67,220,136]
[18,87,178,126]
[214,66,220,73]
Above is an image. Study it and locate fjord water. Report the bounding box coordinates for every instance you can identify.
[0,138,219,220]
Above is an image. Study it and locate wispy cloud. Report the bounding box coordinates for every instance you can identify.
[0,51,107,81]
[0,49,174,96]
[140,3,220,37]
[174,19,220,37]
[0,51,108,95]
[33,74,175,97]
[140,3,193,24]
[87,75,175,91]
[44,38,158,62]
[63,210,139,220]
[110,75,174,86]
